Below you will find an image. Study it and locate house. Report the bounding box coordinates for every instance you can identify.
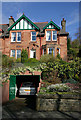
[0,14,69,61]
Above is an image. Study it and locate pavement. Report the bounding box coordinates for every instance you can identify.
[1,96,81,120]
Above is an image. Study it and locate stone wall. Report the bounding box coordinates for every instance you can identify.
[36,94,81,112]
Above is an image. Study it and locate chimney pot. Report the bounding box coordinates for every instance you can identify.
[9,16,15,27]
[61,18,66,32]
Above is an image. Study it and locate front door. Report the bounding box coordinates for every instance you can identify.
[30,50,36,58]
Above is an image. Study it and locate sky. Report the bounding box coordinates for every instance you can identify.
[1,2,79,40]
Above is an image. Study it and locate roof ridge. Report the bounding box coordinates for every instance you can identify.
[34,22,48,24]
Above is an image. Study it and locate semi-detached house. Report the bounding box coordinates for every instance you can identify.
[0,14,69,61]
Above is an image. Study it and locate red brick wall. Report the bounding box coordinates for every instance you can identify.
[0,29,67,61]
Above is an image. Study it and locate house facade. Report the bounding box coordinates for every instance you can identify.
[0,14,69,61]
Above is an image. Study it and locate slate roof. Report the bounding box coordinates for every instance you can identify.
[34,22,48,32]
[0,24,9,37]
[58,29,69,35]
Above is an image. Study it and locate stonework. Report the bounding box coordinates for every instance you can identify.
[36,94,81,112]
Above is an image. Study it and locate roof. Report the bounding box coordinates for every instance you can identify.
[0,24,9,37]
[34,22,48,32]
[58,29,69,36]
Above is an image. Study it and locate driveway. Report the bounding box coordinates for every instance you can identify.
[2,96,81,119]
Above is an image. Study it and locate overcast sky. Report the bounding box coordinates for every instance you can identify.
[1,2,79,40]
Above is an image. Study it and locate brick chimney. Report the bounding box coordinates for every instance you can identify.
[61,18,66,32]
[9,16,15,27]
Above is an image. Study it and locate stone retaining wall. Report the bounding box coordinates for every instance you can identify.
[36,94,81,112]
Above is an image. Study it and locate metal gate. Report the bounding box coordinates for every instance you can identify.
[9,75,16,100]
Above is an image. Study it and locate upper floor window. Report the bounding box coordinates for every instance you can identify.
[11,32,16,42]
[11,50,15,57]
[11,32,21,42]
[17,32,21,42]
[52,31,57,41]
[46,31,51,41]
[16,50,21,59]
[31,32,36,41]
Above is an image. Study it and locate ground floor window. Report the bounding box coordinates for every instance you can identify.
[16,50,21,59]
[30,49,36,58]
[43,48,46,55]
[48,48,55,56]
[57,48,60,55]
[10,49,21,59]
[11,50,15,57]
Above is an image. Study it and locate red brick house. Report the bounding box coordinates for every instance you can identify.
[0,14,69,61]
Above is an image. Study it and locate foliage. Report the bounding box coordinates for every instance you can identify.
[67,37,71,50]
[40,54,55,63]
[39,57,81,83]
[79,45,81,57]
[26,58,39,63]
[47,84,72,92]
[62,78,78,84]
[56,54,61,59]
[16,58,21,63]
[71,39,80,48]
[21,49,28,63]
[2,54,16,68]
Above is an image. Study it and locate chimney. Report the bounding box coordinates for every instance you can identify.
[61,18,66,32]
[9,16,15,27]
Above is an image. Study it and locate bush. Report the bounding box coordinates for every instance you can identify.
[2,54,16,68]
[40,54,55,63]
[47,83,72,92]
[62,78,79,84]
[16,58,21,63]
[21,49,28,63]
[26,58,39,63]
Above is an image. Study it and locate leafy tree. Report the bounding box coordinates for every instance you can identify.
[21,49,28,63]
[67,37,71,50]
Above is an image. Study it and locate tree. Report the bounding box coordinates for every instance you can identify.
[67,37,71,50]
[21,49,28,63]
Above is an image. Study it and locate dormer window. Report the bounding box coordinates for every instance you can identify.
[46,31,51,41]
[52,31,57,41]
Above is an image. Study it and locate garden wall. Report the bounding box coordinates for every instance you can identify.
[36,94,81,112]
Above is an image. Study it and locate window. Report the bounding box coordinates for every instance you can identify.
[57,48,60,54]
[17,32,21,42]
[48,48,55,56]
[16,50,21,59]
[43,48,46,55]
[11,50,15,57]
[30,50,36,58]
[11,32,16,42]
[31,32,36,41]
[52,31,57,41]
[46,31,51,41]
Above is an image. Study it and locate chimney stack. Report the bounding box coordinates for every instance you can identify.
[61,18,66,32]
[9,16,15,27]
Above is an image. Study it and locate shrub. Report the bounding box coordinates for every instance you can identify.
[62,78,79,84]
[47,83,72,92]
[21,49,28,63]
[16,58,21,63]
[2,54,16,68]
[40,54,55,63]
[26,58,39,63]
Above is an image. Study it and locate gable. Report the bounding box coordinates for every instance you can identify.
[7,14,40,31]
[43,21,60,30]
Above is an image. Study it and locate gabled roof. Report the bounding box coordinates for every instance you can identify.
[43,21,60,30]
[7,14,40,31]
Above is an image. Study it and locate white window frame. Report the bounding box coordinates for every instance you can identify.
[57,48,60,54]
[48,48,55,56]
[11,50,15,57]
[46,31,51,41]
[30,49,36,58]
[17,32,21,42]
[52,31,57,41]
[11,32,16,42]
[31,31,36,41]
[16,50,21,59]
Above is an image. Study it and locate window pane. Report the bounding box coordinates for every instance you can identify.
[17,32,21,42]
[53,31,57,40]
[48,48,55,56]
[47,31,51,40]
[11,50,15,57]
[17,50,21,58]
[11,32,16,42]
[32,36,36,41]
[32,32,36,35]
